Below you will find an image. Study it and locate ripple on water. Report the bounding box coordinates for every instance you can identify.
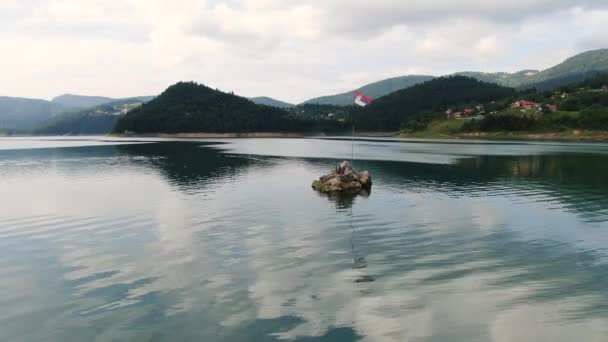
[1,138,608,341]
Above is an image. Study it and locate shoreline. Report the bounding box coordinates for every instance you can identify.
[397,130,608,142]
[120,132,310,138]
[4,130,608,143]
[109,131,397,139]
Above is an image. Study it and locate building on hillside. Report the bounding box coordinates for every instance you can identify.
[452,112,463,119]
[602,85,608,92]
[546,104,558,112]
[464,108,475,115]
[511,100,541,110]
[561,92,569,98]
[446,109,453,119]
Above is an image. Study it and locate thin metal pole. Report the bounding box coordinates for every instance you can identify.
[350,204,356,265]
[351,123,355,167]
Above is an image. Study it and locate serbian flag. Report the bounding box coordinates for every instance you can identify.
[354,91,372,107]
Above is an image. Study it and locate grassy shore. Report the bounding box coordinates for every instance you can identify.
[398,129,608,141]
[396,118,608,141]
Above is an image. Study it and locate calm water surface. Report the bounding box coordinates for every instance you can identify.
[1,137,608,341]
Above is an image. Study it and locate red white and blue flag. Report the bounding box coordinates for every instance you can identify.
[354,91,372,107]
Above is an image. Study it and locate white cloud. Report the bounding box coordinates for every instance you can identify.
[1,0,608,103]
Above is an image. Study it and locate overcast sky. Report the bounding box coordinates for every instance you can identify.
[2,0,608,103]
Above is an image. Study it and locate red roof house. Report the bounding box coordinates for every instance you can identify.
[511,100,541,109]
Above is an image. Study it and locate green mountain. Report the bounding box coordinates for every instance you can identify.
[534,49,608,82]
[35,97,152,135]
[114,82,297,133]
[457,49,608,90]
[354,76,515,131]
[249,96,294,108]
[521,71,603,92]
[455,70,540,88]
[302,75,435,106]
[307,49,606,106]
[0,96,65,131]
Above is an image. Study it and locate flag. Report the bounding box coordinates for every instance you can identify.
[354,91,372,107]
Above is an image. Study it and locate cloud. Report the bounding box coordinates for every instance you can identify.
[1,0,608,103]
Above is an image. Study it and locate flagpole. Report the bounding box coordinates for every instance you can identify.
[352,90,371,168]
[351,122,355,167]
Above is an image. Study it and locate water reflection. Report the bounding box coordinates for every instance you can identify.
[117,142,257,193]
[345,153,608,222]
[314,191,370,210]
[1,139,608,341]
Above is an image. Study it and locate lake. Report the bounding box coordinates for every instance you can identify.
[1,136,608,341]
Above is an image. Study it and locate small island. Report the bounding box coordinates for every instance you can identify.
[312,161,372,194]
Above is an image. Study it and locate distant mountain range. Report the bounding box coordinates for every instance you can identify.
[301,48,608,106]
[51,94,155,109]
[113,76,518,134]
[36,97,152,135]
[249,96,294,108]
[455,70,540,88]
[0,96,64,131]
[302,75,435,106]
[51,94,115,110]
[456,49,608,89]
[2,48,607,134]
[0,94,153,132]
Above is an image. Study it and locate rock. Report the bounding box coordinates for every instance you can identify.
[336,161,353,175]
[312,161,372,194]
[358,171,372,190]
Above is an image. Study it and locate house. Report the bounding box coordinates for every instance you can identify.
[446,109,453,119]
[602,85,608,92]
[464,108,475,115]
[561,92,569,98]
[511,100,541,109]
[452,112,463,119]
[546,104,558,112]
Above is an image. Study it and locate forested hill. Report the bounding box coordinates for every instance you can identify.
[354,76,515,131]
[113,82,298,133]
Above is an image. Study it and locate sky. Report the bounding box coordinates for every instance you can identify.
[2,0,608,103]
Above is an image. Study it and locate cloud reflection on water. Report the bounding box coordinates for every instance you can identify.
[0,140,607,341]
